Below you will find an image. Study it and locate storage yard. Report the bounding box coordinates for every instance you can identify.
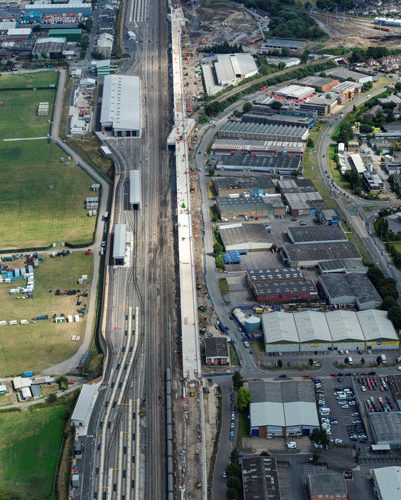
[0,251,93,375]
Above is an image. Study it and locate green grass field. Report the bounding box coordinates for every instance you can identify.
[0,252,93,376]
[0,70,58,90]
[0,89,56,139]
[0,141,97,249]
[0,397,73,499]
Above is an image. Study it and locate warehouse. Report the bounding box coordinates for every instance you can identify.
[48,28,82,42]
[357,309,399,349]
[319,273,382,310]
[294,311,333,351]
[216,196,285,220]
[326,66,373,84]
[369,413,401,447]
[274,85,315,102]
[212,176,275,197]
[325,310,365,351]
[253,280,319,304]
[202,53,258,94]
[32,37,66,59]
[263,310,399,352]
[100,75,142,137]
[372,466,401,499]
[283,192,324,216]
[215,153,303,175]
[247,267,304,285]
[242,112,313,128]
[261,38,306,52]
[211,139,306,157]
[242,456,280,500]
[249,379,319,437]
[300,93,339,116]
[281,241,361,267]
[297,76,339,93]
[218,223,273,252]
[287,225,347,245]
[71,384,98,433]
[129,169,141,210]
[318,259,368,275]
[112,223,126,265]
[218,122,309,142]
[23,2,92,22]
[204,337,229,365]
[319,208,340,226]
[308,473,348,500]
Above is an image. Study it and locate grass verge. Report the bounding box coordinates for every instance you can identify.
[229,344,240,366]
[237,410,250,447]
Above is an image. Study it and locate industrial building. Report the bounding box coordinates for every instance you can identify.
[332,81,362,101]
[211,139,306,157]
[202,53,258,95]
[48,28,82,42]
[204,337,229,365]
[23,2,92,22]
[242,456,281,500]
[300,93,339,116]
[247,267,304,285]
[281,241,361,267]
[218,223,273,252]
[249,379,320,437]
[372,466,401,500]
[363,172,384,194]
[319,208,340,226]
[100,75,142,137]
[318,259,368,275]
[129,170,141,210]
[216,196,285,220]
[253,280,319,304]
[319,273,382,310]
[262,310,399,353]
[307,473,348,500]
[278,178,324,216]
[96,33,114,58]
[215,153,303,175]
[91,59,112,76]
[71,384,98,432]
[112,223,126,265]
[287,225,347,245]
[218,121,309,142]
[297,76,339,93]
[266,56,301,68]
[369,413,401,447]
[325,67,373,84]
[261,38,306,52]
[212,176,275,197]
[32,37,66,59]
[242,112,314,129]
[274,85,315,102]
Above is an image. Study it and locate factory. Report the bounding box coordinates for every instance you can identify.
[262,310,399,353]
[218,122,309,142]
[212,176,275,197]
[211,139,306,157]
[112,223,126,265]
[281,241,361,267]
[215,153,303,175]
[32,37,66,59]
[325,67,373,85]
[372,466,401,500]
[216,196,285,220]
[218,223,273,252]
[23,1,92,22]
[287,225,347,245]
[100,75,142,137]
[274,84,315,102]
[202,53,258,95]
[319,273,382,310]
[369,413,401,447]
[297,76,339,93]
[242,457,280,500]
[247,267,304,285]
[129,169,141,210]
[204,337,229,365]
[249,379,320,438]
[253,280,319,304]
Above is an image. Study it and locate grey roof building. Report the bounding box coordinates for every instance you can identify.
[218,223,272,251]
[369,412,401,446]
[287,225,347,245]
[212,175,275,196]
[129,169,141,210]
[216,196,285,220]
[204,337,229,365]
[318,259,368,275]
[278,178,317,193]
[218,121,309,142]
[113,223,126,264]
[215,153,302,175]
[242,456,281,500]
[242,112,312,128]
[308,472,348,499]
[262,38,306,50]
[71,384,98,432]
[212,138,306,156]
[319,273,382,310]
[281,241,361,267]
[325,66,373,83]
[248,267,304,284]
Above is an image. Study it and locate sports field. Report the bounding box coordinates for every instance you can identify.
[0,70,58,90]
[0,140,97,249]
[0,252,93,376]
[0,396,74,499]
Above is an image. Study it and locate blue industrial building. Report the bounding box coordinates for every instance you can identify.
[22,2,92,22]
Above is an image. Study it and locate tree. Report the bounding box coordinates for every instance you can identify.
[367,265,386,288]
[308,358,314,366]
[388,305,401,330]
[344,357,349,365]
[378,283,399,300]
[361,357,365,365]
[277,359,283,368]
[377,355,382,365]
[237,387,252,411]
[307,138,314,148]
[310,428,330,446]
[270,100,283,110]
[383,295,397,311]
[47,393,57,403]
[232,370,243,390]
[242,102,252,113]
[32,24,42,33]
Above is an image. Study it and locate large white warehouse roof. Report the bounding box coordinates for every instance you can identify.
[357,309,398,341]
[100,75,141,134]
[262,312,299,344]
[325,310,364,342]
[293,310,332,343]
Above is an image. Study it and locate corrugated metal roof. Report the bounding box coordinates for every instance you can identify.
[262,312,299,343]
[357,309,398,341]
[71,384,97,425]
[113,223,126,260]
[325,310,365,341]
[373,466,401,499]
[294,311,332,343]
[129,169,141,206]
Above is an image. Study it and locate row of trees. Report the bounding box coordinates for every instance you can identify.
[367,265,401,330]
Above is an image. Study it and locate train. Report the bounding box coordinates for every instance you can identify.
[166,367,174,499]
